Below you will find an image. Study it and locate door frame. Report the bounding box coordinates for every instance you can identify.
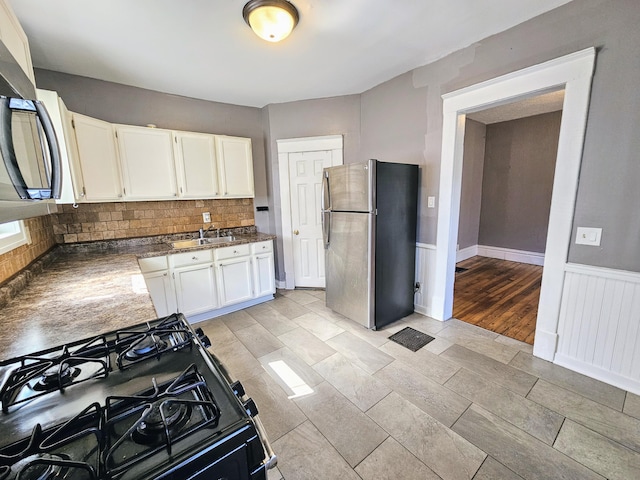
[432,48,596,361]
[277,135,343,290]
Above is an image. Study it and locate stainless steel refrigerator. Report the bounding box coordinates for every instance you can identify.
[322,159,419,330]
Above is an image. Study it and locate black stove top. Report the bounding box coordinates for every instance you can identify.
[0,314,274,480]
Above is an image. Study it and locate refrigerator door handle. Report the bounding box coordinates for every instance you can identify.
[322,211,331,247]
[321,170,330,211]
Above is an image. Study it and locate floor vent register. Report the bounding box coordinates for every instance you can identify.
[388,327,435,352]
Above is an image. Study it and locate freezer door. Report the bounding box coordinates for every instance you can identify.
[324,161,373,213]
[325,211,374,328]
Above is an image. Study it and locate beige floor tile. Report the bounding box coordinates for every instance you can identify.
[293,382,388,467]
[367,392,485,480]
[624,392,640,419]
[437,323,520,364]
[445,368,564,445]
[272,421,361,480]
[206,339,263,381]
[293,311,345,341]
[527,380,640,452]
[380,339,460,384]
[305,299,349,323]
[441,344,537,396]
[374,360,470,427]
[554,420,640,480]
[510,350,626,410]
[270,296,310,319]
[473,457,524,479]
[242,372,307,442]
[219,308,258,331]
[277,327,336,366]
[355,437,440,480]
[258,347,325,396]
[234,323,284,358]
[452,405,604,480]
[279,289,319,305]
[327,331,394,374]
[246,303,299,336]
[197,316,236,349]
[313,352,391,411]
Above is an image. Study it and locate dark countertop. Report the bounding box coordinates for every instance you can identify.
[0,232,276,361]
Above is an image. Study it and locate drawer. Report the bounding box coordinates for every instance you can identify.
[170,249,213,267]
[215,243,251,260]
[251,240,273,254]
[138,256,168,273]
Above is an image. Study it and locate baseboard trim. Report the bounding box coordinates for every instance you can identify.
[275,280,287,289]
[457,245,478,262]
[186,294,275,323]
[554,353,640,396]
[477,245,544,266]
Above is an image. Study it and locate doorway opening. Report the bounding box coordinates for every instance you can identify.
[432,48,596,361]
[453,91,564,344]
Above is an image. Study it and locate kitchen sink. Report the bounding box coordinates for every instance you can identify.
[171,236,236,249]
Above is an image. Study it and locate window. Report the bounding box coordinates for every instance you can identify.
[0,220,30,255]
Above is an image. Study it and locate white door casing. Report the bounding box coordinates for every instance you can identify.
[433,48,596,361]
[277,135,343,290]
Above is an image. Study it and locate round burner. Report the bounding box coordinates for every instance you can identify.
[124,335,168,361]
[10,453,69,480]
[131,402,192,446]
[32,365,80,392]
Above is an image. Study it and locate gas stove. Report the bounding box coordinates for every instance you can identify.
[0,314,276,479]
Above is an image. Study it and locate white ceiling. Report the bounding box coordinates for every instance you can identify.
[12,0,572,108]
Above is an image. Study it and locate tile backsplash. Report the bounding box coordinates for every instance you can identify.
[0,216,57,285]
[50,199,255,244]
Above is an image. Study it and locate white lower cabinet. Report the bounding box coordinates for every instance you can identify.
[139,239,274,320]
[143,270,177,317]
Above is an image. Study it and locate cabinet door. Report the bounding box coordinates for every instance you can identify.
[217,257,254,307]
[143,270,177,317]
[253,252,275,297]
[71,113,123,201]
[173,264,219,316]
[0,0,36,87]
[174,132,219,198]
[116,125,177,200]
[215,135,254,198]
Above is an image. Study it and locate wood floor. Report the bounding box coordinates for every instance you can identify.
[453,256,542,344]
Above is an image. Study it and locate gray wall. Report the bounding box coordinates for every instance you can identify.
[34,69,271,232]
[359,0,640,272]
[262,96,361,279]
[458,119,486,250]
[479,112,561,253]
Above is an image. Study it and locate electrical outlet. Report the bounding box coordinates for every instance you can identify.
[202,212,211,223]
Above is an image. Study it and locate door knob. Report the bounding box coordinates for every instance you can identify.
[293,230,299,235]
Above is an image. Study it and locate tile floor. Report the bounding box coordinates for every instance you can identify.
[197,290,640,480]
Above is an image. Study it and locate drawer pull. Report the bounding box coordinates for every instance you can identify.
[192,256,198,260]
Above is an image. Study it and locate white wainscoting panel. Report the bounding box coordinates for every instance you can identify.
[414,243,438,318]
[556,263,640,394]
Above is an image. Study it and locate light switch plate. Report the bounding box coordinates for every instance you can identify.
[427,196,435,208]
[202,212,211,223]
[576,227,602,246]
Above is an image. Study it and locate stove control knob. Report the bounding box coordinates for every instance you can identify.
[243,398,259,417]
[194,327,212,348]
[231,380,245,398]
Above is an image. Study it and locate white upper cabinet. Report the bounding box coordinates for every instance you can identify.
[0,0,35,87]
[71,113,123,202]
[115,125,178,200]
[36,89,84,204]
[215,135,254,198]
[173,132,219,198]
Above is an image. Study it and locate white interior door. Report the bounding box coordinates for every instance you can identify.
[277,135,343,290]
[288,151,331,287]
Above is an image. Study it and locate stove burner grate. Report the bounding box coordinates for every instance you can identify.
[0,337,110,413]
[103,364,221,476]
[0,403,102,480]
[114,314,194,370]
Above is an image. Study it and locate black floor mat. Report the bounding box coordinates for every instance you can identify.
[388,327,435,352]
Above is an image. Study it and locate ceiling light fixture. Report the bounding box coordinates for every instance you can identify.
[242,0,299,43]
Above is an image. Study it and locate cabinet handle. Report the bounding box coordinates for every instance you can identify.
[192,256,198,260]
[163,272,167,277]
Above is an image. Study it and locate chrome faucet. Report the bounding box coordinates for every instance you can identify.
[199,224,216,239]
